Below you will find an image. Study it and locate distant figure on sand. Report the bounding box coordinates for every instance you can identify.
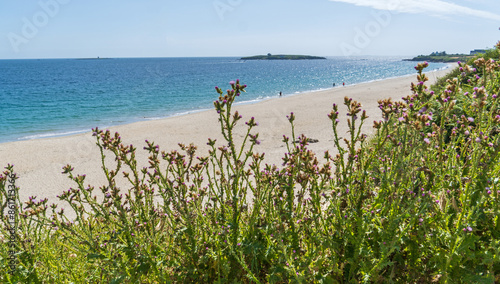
[343,82,345,87]
[333,83,336,87]
[279,91,282,97]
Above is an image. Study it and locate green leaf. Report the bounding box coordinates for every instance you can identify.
[87,253,105,260]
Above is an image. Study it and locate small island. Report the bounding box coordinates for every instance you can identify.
[241,53,326,60]
[76,56,112,60]
[404,51,474,63]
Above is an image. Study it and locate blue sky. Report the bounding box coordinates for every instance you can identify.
[1,0,499,59]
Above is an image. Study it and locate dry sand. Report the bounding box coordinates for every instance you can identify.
[0,65,455,206]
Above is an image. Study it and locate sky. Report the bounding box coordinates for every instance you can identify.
[0,0,499,59]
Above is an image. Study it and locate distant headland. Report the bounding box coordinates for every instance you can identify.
[403,51,479,63]
[241,54,326,60]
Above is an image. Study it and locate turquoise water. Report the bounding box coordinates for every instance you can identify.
[0,57,446,143]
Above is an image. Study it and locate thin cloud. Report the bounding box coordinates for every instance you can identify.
[329,0,500,21]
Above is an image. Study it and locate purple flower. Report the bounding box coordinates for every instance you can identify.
[467,117,474,123]
[424,138,430,144]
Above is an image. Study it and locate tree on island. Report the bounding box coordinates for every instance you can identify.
[430,51,447,56]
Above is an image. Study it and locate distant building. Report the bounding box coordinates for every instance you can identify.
[470,49,487,55]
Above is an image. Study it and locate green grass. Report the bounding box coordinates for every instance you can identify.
[1,43,500,283]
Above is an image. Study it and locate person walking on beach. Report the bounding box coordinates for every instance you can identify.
[343,82,345,87]
[279,91,282,97]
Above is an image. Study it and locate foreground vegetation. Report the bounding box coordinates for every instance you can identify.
[1,43,500,283]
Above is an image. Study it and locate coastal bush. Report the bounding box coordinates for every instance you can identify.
[1,43,500,283]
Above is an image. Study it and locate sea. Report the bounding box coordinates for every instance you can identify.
[0,57,447,144]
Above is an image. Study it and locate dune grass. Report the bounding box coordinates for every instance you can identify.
[1,43,500,283]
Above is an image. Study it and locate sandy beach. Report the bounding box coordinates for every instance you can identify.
[0,66,455,206]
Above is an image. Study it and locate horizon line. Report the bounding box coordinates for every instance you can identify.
[0,54,442,60]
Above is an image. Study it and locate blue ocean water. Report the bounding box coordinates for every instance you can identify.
[0,57,446,143]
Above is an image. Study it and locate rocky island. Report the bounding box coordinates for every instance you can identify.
[241,54,326,60]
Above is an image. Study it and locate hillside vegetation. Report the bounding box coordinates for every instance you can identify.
[405,51,475,63]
